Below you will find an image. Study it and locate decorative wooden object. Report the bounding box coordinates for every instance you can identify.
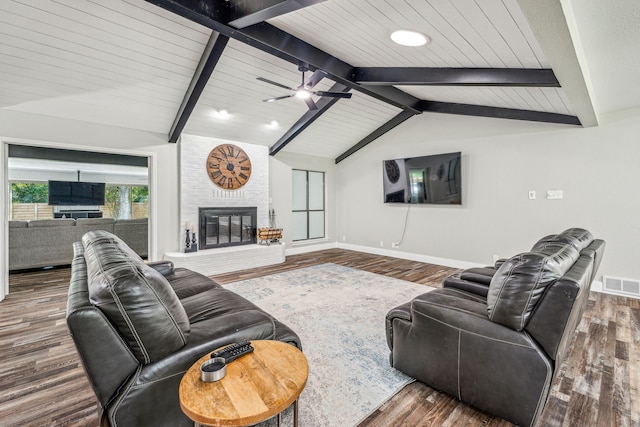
[179,340,308,427]
[257,227,283,245]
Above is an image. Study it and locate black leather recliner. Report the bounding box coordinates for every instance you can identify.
[386,228,605,427]
[66,230,300,427]
[443,228,603,297]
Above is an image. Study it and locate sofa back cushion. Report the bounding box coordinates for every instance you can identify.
[84,230,190,364]
[524,254,593,361]
[9,220,28,228]
[28,218,76,227]
[487,243,579,331]
[530,228,593,252]
[559,228,594,251]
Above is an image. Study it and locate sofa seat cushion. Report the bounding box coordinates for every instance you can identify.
[181,288,268,324]
[412,288,489,320]
[487,243,579,331]
[166,268,221,299]
[84,230,190,364]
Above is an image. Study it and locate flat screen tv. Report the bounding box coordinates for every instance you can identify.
[383,151,461,205]
[48,180,106,206]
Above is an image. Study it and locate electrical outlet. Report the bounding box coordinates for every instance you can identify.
[528,190,536,200]
[380,241,384,247]
[546,190,563,200]
[392,243,399,248]
[342,235,346,242]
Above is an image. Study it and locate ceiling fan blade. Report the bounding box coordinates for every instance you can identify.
[304,97,318,110]
[304,70,326,89]
[313,91,353,99]
[256,77,295,91]
[263,94,295,102]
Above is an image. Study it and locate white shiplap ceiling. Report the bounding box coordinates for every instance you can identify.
[270,0,550,68]
[2,0,632,160]
[0,0,208,132]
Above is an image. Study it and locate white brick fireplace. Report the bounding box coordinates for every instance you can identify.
[163,134,283,276]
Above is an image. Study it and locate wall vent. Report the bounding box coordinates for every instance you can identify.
[602,276,640,298]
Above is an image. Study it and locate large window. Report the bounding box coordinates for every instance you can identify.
[9,182,148,220]
[292,170,325,241]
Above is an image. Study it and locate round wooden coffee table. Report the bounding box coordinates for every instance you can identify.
[179,340,308,427]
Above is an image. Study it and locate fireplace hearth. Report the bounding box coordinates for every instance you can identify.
[199,207,257,249]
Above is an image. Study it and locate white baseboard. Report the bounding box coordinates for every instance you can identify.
[590,280,603,293]
[285,241,338,256]
[286,241,482,269]
[331,243,483,270]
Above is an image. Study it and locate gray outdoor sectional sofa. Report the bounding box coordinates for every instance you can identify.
[8,217,148,270]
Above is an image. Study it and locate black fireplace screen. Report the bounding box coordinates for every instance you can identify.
[199,207,257,249]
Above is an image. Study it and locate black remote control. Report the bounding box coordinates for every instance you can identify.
[210,341,254,363]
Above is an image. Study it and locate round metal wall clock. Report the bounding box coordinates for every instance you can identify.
[206,144,252,190]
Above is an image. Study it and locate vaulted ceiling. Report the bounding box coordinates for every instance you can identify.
[2,0,638,162]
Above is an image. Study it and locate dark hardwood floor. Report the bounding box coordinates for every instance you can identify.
[1,249,638,426]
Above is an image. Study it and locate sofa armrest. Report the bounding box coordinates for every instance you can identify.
[494,258,507,269]
[146,260,175,276]
[385,301,412,350]
[109,310,279,427]
[138,310,277,383]
[460,267,495,285]
[442,274,490,297]
[389,289,552,427]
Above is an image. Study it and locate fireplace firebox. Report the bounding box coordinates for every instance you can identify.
[199,207,257,249]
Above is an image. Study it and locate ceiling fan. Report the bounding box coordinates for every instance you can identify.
[257,62,352,110]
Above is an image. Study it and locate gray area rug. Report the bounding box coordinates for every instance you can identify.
[223,263,435,426]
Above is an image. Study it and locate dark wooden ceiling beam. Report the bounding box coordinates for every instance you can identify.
[148,0,580,154]
[420,101,581,125]
[353,67,560,87]
[238,24,421,113]
[169,32,229,143]
[270,83,350,156]
[227,0,326,29]
[335,110,416,164]
[145,0,423,114]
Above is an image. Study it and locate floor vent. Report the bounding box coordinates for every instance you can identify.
[602,276,640,297]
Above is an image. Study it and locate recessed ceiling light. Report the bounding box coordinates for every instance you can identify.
[210,109,230,119]
[270,120,279,127]
[390,30,429,47]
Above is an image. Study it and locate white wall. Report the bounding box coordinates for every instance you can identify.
[270,152,337,248]
[335,107,640,281]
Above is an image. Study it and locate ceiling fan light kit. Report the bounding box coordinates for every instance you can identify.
[295,89,311,99]
[257,61,352,110]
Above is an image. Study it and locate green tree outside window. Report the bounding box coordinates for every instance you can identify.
[11,183,48,203]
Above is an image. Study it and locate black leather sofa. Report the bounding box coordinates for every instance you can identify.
[386,228,604,427]
[66,230,300,427]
